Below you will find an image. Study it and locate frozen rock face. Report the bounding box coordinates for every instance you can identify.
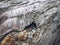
[0,0,60,45]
